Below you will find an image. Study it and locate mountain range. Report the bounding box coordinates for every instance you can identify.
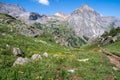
[0,2,120,39]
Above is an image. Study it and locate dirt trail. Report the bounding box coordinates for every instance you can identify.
[107,54,120,69]
[100,47,120,70]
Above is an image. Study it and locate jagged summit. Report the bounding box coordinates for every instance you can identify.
[68,4,120,38]
[80,4,94,11]
[71,4,96,15]
[0,2,26,17]
[54,12,69,19]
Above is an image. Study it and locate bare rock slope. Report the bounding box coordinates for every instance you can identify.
[68,5,120,38]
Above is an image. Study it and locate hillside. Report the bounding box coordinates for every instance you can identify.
[0,13,43,37]
[0,12,120,80]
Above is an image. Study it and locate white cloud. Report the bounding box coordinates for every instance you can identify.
[38,0,49,5]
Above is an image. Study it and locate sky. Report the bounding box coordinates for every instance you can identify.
[0,0,120,18]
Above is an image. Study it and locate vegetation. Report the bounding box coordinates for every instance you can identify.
[102,27,120,37]
[105,41,120,56]
[101,27,120,56]
[0,13,120,80]
[33,21,86,48]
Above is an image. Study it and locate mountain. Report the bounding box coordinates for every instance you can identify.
[18,12,48,24]
[0,2,48,24]
[54,12,69,19]
[0,2,120,41]
[0,2,26,17]
[68,5,120,38]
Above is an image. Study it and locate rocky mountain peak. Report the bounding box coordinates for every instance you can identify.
[68,4,120,38]
[80,4,94,11]
[71,4,96,15]
[54,12,69,19]
[0,2,26,17]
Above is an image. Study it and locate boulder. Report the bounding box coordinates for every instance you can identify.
[31,54,42,60]
[13,57,29,66]
[112,36,118,42]
[13,48,23,56]
[103,36,114,45]
[43,52,48,57]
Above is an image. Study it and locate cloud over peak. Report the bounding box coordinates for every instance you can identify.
[38,0,49,5]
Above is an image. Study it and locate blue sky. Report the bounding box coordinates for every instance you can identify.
[0,0,120,18]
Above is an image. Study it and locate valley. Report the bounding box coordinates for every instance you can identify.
[0,1,120,80]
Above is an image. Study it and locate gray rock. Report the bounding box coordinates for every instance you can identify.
[13,48,23,56]
[88,37,99,45]
[54,36,68,46]
[13,57,29,66]
[31,54,42,60]
[19,25,43,37]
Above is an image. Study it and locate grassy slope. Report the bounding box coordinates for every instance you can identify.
[0,13,120,80]
[105,41,120,56]
[0,32,120,80]
[101,27,120,56]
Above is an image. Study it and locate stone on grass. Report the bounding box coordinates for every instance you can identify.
[13,57,29,66]
[43,52,48,57]
[31,54,42,60]
[67,69,75,73]
[13,48,23,56]
[77,58,89,62]
[113,67,119,71]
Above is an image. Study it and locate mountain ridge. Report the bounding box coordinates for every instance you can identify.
[0,2,26,17]
[0,2,120,39]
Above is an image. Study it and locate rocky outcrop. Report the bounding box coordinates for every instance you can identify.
[0,13,43,37]
[18,25,43,37]
[54,35,68,46]
[13,57,30,66]
[13,48,23,56]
